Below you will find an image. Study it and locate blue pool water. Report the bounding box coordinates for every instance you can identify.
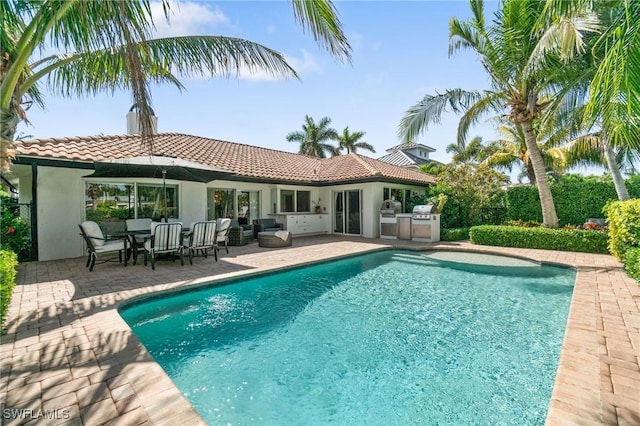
[120,250,575,425]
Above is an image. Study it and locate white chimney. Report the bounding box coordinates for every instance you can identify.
[126,104,158,135]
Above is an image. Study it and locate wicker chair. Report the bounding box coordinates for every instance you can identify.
[228,219,254,246]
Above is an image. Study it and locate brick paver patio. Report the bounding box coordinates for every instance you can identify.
[0,236,638,425]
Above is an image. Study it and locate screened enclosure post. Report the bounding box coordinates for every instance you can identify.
[31,163,38,261]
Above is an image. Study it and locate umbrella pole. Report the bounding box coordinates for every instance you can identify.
[162,169,168,222]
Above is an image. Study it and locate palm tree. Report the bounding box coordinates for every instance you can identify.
[0,0,351,172]
[85,184,103,211]
[419,161,446,176]
[535,0,639,200]
[337,127,375,155]
[445,136,486,165]
[286,115,339,158]
[398,0,589,228]
[481,120,570,184]
[560,129,636,196]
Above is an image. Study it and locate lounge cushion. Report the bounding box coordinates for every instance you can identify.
[81,221,105,247]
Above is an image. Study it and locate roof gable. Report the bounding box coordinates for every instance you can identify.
[384,141,436,153]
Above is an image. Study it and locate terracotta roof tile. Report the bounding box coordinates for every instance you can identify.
[15,133,435,185]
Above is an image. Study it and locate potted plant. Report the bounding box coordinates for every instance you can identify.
[313,198,322,214]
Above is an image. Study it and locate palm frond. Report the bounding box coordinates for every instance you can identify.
[398,89,483,143]
[290,0,351,62]
[530,9,600,66]
[457,90,504,144]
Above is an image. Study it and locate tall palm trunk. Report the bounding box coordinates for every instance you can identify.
[525,160,536,185]
[0,96,20,172]
[520,120,559,227]
[602,134,630,200]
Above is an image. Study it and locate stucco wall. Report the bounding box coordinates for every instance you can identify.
[28,166,430,261]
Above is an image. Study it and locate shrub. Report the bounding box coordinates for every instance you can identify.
[506,175,640,226]
[623,247,640,282]
[0,196,31,260]
[441,228,470,241]
[603,199,640,261]
[469,225,609,254]
[0,250,18,333]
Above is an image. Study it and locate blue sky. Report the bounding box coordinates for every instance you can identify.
[20,0,505,166]
[20,0,608,176]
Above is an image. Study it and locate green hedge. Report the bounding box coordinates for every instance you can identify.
[604,199,640,262]
[469,225,609,253]
[506,175,640,226]
[441,228,470,241]
[0,250,18,333]
[624,247,640,281]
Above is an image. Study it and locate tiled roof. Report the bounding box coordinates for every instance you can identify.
[14,133,435,185]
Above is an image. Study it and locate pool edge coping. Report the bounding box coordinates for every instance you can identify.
[4,238,634,424]
[110,244,596,425]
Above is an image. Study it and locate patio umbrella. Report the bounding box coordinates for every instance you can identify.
[86,155,234,220]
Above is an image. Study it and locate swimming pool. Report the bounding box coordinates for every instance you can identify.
[120,250,575,424]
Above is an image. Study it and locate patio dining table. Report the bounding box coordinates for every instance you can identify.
[111,230,150,264]
[112,227,190,264]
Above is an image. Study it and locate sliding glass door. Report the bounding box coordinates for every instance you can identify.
[333,190,361,235]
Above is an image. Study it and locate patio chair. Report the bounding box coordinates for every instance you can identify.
[79,221,127,272]
[215,218,232,260]
[228,219,254,246]
[125,218,152,257]
[183,220,217,265]
[143,222,184,270]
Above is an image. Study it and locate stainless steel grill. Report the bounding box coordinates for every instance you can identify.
[412,204,435,220]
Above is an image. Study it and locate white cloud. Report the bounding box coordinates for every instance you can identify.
[237,49,322,82]
[285,50,322,75]
[150,0,229,37]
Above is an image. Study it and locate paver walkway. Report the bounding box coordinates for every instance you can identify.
[0,236,638,425]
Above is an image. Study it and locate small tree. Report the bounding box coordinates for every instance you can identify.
[430,164,509,228]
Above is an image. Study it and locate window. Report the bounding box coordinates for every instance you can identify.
[296,191,311,212]
[137,183,178,219]
[280,190,295,212]
[280,189,310,213]
[84,181,179,232]
[85,183,134,228]
[208,188,235,219]
[237,190,260,222]
[383,187,412,213]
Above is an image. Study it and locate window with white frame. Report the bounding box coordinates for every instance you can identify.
[84,181,179,232]
[280,189,310,213]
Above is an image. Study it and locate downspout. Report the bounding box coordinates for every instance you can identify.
[30,162,38,261]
